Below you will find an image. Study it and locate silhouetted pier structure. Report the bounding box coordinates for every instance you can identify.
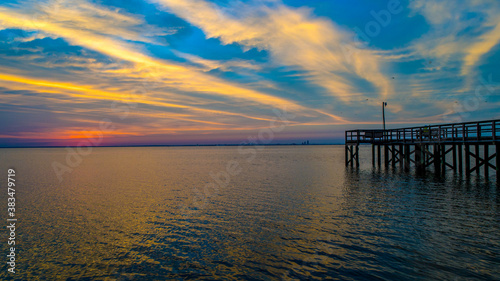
[345,119,500,182]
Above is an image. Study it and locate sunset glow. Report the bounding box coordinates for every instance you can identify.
[1,0,499,146]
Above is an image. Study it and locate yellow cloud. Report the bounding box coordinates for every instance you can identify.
[151,0,393,101]
[0,72,299,125]
[24,0,169,43]
[462,16,500,76]
[0,5,330,116]
[0,0,357,140]
[410,0,500,77]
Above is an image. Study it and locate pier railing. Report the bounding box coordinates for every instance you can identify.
[346,119,500,144]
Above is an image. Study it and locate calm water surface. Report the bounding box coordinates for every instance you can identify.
[0,146,499,280]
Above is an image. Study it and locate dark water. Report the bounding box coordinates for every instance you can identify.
[0,146,499,280]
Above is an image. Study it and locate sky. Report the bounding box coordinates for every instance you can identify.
[0,0,499,146]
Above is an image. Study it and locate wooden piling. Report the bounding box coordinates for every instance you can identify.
[452,145,457,172]
[384,145,389,168]
[399,144,404,169]
[355,145,359,168]
[475,144,480,176]
[392,145,396,168]
[458,144,463,174]
[404,144,410,171]
[497,144,500,184]
[484,144,489,179]
[415,144,422,170]
[377,145,381,167]
[349,145,354,168]
[372,144,375,166]
[425,145,430,166]
[465,145,470,175]
[434,144,441,173]
[345,145,348,167]
[441,144,446,173]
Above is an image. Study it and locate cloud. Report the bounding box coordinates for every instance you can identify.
[150,0,393,102]
[462,14,500,76]
[0,72,293,125]
[409,0,500,77]
[173,50,264,72]
[21,0,172,43]
[2,0,497,146]
[0,0,350,125]
[410,0,453,25]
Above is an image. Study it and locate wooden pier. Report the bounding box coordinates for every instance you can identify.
[345,119,500,182]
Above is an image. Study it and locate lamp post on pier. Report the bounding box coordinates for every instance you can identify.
[382,102,387,130]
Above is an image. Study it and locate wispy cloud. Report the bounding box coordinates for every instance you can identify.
[409,0,500,77]
[151,0,393,102]
[0,0,347,121]
[0,0,499,146]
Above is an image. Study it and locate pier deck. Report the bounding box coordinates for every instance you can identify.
[345,119,500,182]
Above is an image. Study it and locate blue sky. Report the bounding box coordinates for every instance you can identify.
[0,0,499,146]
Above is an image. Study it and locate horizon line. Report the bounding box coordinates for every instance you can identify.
[0,143,347,149]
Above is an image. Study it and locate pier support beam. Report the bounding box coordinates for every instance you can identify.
[465,145,471,176]
[377,145,381,167]
[426,145,431,167]
[434,144,441,174]
[404,145,410,171]
[355,145,359,168]
[415,144,423,172]
[441,144,446,173]
[372,144,375,166]
[423,145,428,167]
[452,145,457,172]
[345,145,348,167]
[476,145,480,176]
[399,145,404,169]
[384,145,389,168]
[345,145,360,168]
[391,145,396,168]
[458,144,463,174]
[350,145,354,167]
[497,144,500,184]
[484,145,489,178]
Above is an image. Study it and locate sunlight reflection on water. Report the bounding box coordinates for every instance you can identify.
[0,146,498,280]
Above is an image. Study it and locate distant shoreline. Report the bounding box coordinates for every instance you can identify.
[0,143,346,149]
